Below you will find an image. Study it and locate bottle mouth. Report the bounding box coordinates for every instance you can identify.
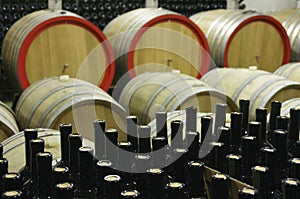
[104,175,121,182]
[97,160,112,167]
[56,182,73,189]
[121,190,140,197]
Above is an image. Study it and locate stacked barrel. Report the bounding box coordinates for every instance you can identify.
[0,1,300,199]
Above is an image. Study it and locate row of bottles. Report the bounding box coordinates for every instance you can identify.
[0,99,299,198]
[201,99,300,198]
[159,0,227,16]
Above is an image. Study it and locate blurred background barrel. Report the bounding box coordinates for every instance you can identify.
[274,62,300,82]
[190,9,290,71]
[1,128,94,172]
[0,101,19,142]
[15,76,126,141]
[118,71,238,124]
[103,8,210,84]
[201,67,300,119]
[278,98,300,117]
[1,9,115,91]
[269,9,300,62]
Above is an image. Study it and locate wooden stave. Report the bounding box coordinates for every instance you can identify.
[118,72,238,124]
[202,68,300,120]
[15,77,127,141]
[190,9,290,71]
[2,10,115,91]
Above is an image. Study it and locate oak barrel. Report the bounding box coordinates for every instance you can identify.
[0,101,19,142]
[103,8,210,83]
[1,10,115,91]
[269,9,300,62]
[118,72,238,124]
[279,98,300,117]
[1,128,94,172]
[190,9,290,71]
[15,76,126,141]
[201,68,300,120]
[274,62,300,82]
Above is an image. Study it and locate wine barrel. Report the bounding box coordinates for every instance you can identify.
[269,9,300,62]
[15,76,126,141]
[279,98,300,117]
[190,9,290,71]
[274,62,300,82]
[0,101,19,142]
[118,72,238,124]
[201,68,300,120]
[1,128,94,172]
[1,10,115,91]
[103,8,210,83]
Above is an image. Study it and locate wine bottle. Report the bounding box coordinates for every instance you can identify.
[155,112,168,141]
[208,141,225,171]
[68,133,82,184]
[19,129,38,182]
[187,160,206,198]
[117,141,134,172]
[145,168,165,199]
[210,173,230,199]
[170,120,184,149]
[255,108,267,145]
[230,112,243,154]
[23,138,45,198]
[169,147,189,182]
[126,116,138,152]
[200,116,212,144]
[289,158,300,180]
[138,125,151,153]
[33,152,53,198]
[272,130,288,169]
[52,166,70,187]
[241,135,258,183]
[94,120,106,160]
[186,106,197,133]
[58,124,72,167]
[164,182,186,199]
[152,136,169,168]
[268,101,282,142]
[226,154,242,180]
[54,182,75,199]
[239,99,250,134]
[105,128,119,164]
[77,146,95,198]
[214,103,227,136]
[185,131,200,161]
[0,158,8,179]
[288,108,300,156]
[281,178,300,199]
[252,165,275,199]
[238,187,258,199]
[96,160,114,196]
[103,175,122,198]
